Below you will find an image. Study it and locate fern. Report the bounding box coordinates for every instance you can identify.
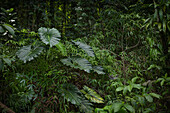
[81,86,104,103]
[72,41,95,57]
[38,27,61,47]
[59,83,93,113]
[16,45,43,63]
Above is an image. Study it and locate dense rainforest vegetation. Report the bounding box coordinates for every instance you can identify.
[0,0,170,113]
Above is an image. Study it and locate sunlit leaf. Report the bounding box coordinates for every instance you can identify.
[56,42,67,56]
[149,93,161,99]
[59,83,93,113]
[112,102,123,112]
[3,23,15,36]
[3,58,11,66]
[144,94,153,102]
[61,57,92,73]
[124,104,135,113]
[103,105,112,113]
[132,76,139,83]
[16,45,43,63]
[116,87,124,92]
[38,27,61,47]
[72,41,95,57]
[95,108,108,113]
[163,19,166,32]
[81,86,104,103]
[92,66,105,74]
[123,86,128,95]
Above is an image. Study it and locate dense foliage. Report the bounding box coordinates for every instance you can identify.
[0,0,169,113]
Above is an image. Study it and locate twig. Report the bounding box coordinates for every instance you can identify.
[124,38,140,51]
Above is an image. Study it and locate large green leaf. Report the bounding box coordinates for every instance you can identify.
[59,83,93,113]
[61,58,77,68]
[81,86,104,103]
[38,27,61,47]
[95,108,108,113]
[73,57,92,73]
[144,94,153,102]
[116,87,124,92]
[16,45,43,63]
[2,23,15,36]
[61,57,105,74]
[149,93,161,99]
[124,104,135,113]
[93,66,105,74]
[112,102,123,113]
[55,42,67,56]
[72,41,95,57]
[61,57,92,73]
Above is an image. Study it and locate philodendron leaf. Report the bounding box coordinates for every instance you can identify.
[16,45,43,63]
[72,41,95,57]
[73,57,92,73]
[93,66,105,74]
[61,57,92,73]
[61,58,79,69]
[38,27,61,47]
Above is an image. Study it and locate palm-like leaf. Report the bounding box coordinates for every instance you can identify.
[61,57,105,74]
[93,66,105,74]
[16,45,43,63]
[81,86,104,103]
[59,83,93,113]
[38,27,61,47]
[61,57,92,73]
[72,41,95,57]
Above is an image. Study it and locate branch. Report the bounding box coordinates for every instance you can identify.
[0,102,15,113]
[124,39,140,51]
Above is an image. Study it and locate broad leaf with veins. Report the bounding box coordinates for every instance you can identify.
[16,45,43,63]
[38,27,61,47]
